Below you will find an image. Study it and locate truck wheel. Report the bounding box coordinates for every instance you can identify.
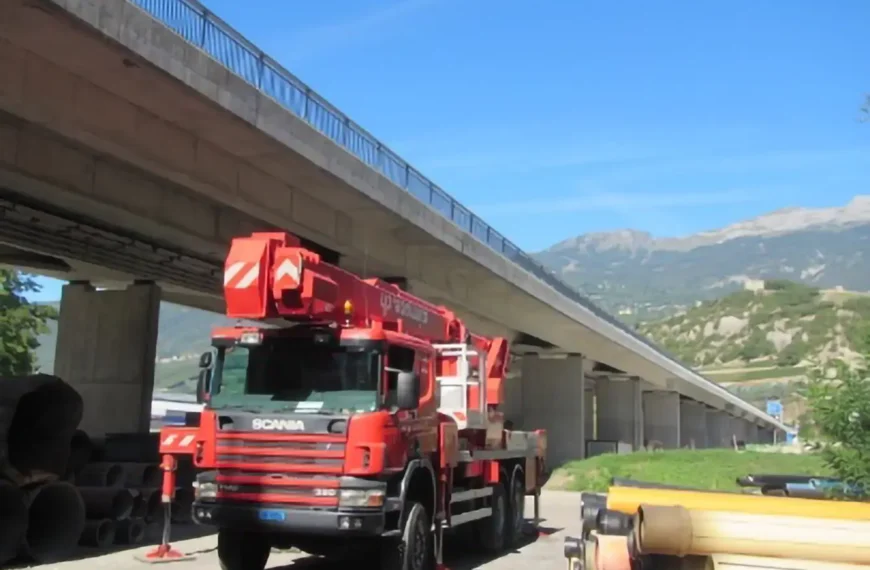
[506,467,526,547]
[217,528,270,570]
[478,482,507,553]
[381,501,432,570]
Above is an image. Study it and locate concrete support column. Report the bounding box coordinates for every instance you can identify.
[725,416,739,445]
[585,387,595,441]
[747,423,760,444]
[596,376,643,450]
[706,408,727,447]
[642,391,680,449]
[680,399,708,448]
[759,427,775,444]
[519,355,586,466]
[55,282,160,436]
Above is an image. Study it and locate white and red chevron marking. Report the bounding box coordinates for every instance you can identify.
[159,429,199,455]
[224,261,261,289]
[273,255,301,289]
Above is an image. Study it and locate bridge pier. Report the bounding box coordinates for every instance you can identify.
[54,281,160,436]
[642,391,680,449]
[517,354,587,467]
[679,399,708,449]
[596,376,643,451]
[706,408,728,447]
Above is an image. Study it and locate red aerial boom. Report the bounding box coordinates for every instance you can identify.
[221,231,510,407]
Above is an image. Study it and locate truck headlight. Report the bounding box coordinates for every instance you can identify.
[194,481,217,500]
[338,489,385,508]
[239,332,263,346]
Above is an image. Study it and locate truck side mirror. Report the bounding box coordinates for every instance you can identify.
[196,368,212,404]
[396,371,420,411]
[199,351,213,368]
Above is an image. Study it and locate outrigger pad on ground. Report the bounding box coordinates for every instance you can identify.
[133,545,198,564]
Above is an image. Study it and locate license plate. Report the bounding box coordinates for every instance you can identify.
[258,509,286,522]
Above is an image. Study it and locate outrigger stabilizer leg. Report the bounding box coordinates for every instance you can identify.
[136,455,196,564]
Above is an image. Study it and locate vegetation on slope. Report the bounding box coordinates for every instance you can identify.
[553,449,830,492]
[639,280,870,370]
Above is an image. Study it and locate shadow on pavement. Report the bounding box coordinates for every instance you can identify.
[4,523,216,568]
[270,522,564,570]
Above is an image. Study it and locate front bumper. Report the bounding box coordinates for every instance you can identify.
[192,501,386,536]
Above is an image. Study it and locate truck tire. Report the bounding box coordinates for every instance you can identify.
[506,466,526,547]
[381,501,432,570]
[478,482,507,553]
[217,528,270,570]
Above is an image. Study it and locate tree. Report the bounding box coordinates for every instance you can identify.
[0,270,57,376]
[805,358,870,491]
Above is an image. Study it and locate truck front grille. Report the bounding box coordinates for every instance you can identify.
[213,431,345,507]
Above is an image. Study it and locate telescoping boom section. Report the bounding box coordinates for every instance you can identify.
[150,231,547,570]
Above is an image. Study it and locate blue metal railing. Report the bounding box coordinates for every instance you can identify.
[126,0,778,423]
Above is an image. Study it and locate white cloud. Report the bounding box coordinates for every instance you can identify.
[471,189,768,216]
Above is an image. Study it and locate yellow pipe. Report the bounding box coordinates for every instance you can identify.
[607,485,870,521]
[633,504,870,565]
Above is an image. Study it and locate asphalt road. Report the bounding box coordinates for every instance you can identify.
[42,491,581,570]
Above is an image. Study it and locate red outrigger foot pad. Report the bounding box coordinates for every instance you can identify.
[134,545,198,564]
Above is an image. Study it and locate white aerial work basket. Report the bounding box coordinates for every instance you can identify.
[433,343,487,430]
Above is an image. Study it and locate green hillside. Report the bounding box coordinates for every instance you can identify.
[640,280,870,368]
[638,280,870,421]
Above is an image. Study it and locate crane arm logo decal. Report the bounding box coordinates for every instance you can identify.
[380,291,429,325]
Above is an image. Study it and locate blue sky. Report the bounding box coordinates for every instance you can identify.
[196,0,869,249]
[24,0,870,301]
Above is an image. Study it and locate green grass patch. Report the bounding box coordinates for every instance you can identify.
[554,449,830,493]
[155,359,199,392]
[713,366,806,383]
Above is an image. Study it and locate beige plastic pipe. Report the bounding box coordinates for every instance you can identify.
[591,533,632,570]
[608,485,870,521]
[642,554,870,570]
[710,553,870,570]
[634,504,870,565]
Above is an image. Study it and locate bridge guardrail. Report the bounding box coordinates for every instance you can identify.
[128,0,777,421]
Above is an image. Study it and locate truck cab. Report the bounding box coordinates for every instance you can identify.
[188,323,442,565]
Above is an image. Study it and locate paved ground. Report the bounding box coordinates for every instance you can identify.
[34,491,581,570]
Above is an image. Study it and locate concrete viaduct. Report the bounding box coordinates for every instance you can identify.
[0,0,790,466]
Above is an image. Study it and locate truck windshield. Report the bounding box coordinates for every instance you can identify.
[209,336,380,413]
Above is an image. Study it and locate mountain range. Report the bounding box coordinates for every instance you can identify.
[533,196,870,321]
[31,194,870,392]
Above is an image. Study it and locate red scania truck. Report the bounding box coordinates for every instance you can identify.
[153,231,547,570]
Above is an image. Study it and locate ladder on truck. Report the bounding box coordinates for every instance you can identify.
[434,343,487,430]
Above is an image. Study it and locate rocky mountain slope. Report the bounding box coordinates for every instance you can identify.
[534,196,870,321]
